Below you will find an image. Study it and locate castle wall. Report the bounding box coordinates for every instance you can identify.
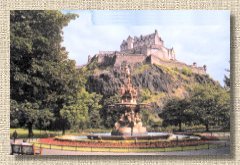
[149,48,166,59]
[191,67,206,74]
[97,53,116,63]
[114,54,146,67]
[97,53,205,75]
[149,55,206,75]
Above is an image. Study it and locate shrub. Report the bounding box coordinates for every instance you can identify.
[182,67,192,76]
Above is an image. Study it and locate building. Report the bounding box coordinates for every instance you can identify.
[87,30,206,75]
[120,30,175,61]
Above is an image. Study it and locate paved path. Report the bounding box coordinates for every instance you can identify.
[41,146,230,155]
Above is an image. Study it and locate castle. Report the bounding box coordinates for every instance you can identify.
[88,30,207,75]
[120,30,176,60]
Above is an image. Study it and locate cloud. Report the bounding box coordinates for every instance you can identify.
[62,10,229,85]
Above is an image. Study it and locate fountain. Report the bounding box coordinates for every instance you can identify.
[87,65,170,140]
[111,65,147,136]
[43,65,206,152]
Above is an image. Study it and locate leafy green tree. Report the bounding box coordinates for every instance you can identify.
[10,10,79,136]
[100,94,121,128]
[189,84,230,131]
[19,101,40,137]
[215,89,230,129]
[87,93,103,129]
[60,105,88,133]
[10,100,21,128]
[60,88,89,133]
[159,98,192,131]
[141,109,162,130]
[36,109,54,133]
[60,88,102,133]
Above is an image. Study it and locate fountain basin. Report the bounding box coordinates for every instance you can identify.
[86,132,200,141]
[54,132,201,142]
[87,134,169,140]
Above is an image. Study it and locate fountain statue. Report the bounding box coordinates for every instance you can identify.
[111,65,147,136]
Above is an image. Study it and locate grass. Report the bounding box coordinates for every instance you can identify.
[132,64,150,75]
[154,64,180,80]
[10,128,62,138]
[11,126,229,139]
[181,66,192,76]
[142,92,165,104]
[10,128,112,139]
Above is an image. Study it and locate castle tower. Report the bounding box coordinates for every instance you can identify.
[120,40,127,51]
[154,29,163,46]
[127,35,134,50]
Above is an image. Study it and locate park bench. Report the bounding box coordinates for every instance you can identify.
[11,143,42,155]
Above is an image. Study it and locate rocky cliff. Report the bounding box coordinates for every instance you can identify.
[83,61,218,109]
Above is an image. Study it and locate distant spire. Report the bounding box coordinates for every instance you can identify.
[127,35,133,41]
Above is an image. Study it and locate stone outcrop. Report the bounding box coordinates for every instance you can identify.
[85,64,216,100]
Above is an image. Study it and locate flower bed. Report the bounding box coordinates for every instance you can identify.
[195,133,220,140]
[38,138,209,148]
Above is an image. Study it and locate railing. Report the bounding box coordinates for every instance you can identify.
[32,141,229,153]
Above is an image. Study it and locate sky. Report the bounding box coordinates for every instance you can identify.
[62,10,230,86]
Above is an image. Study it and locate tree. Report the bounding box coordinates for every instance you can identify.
[224,68,230,90]
[19,101,40,137]
[189,84,230,131]
[215,89,230,129]
[10,10,79,136]
[87,93,103,129]
[36,109,54,133]
[60,105,88,133]
[60,88,103,133]
[141,109,162,130]
[60,88,89,133]
[10,100,21,128]
[159,98,192,131]
[100,94,121,128]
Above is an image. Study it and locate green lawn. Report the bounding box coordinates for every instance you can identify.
[10,128,62,138]
[10,128,111,138]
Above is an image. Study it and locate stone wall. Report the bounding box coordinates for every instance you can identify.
[114,54,146,67]
[97,53,116,63]
[148,55,206,75]
[96,53,206,75]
